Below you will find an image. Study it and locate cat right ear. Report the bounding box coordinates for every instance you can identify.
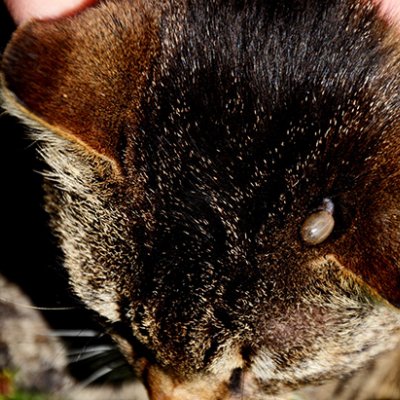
[1,0,160,173]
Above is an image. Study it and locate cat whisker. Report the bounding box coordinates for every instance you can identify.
[68,345,116,363]
[68,345,115,356]
[76,361,127,389]
[69,351,112,363]
[44,329,102,338]
[0,296,76,311]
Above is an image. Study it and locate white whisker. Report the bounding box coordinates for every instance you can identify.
[69,345,115,356]
[0,296,75,311]
[69,345,115,362]
[77,361,127,388]
[44,329,101,338]
[69,350,111,363]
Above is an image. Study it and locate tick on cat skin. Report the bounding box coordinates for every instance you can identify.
[1,0,400,399]
[301,198,335,245]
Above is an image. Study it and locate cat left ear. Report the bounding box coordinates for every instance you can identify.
[1,0,160,173]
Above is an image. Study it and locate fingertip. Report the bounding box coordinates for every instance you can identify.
[5,0,98,25]
[373,0,400,30]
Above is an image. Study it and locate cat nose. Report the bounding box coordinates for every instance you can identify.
[227,368,244,393]
[148,390,246,400]
[145,365,249,400]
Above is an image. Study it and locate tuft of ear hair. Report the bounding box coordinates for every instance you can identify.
[1,0,161,174]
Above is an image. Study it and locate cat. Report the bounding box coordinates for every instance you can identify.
[1,0,400,399]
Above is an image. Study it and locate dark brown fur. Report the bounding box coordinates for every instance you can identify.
[1,0,400,399]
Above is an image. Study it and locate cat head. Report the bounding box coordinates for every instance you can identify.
[2,0,400,398]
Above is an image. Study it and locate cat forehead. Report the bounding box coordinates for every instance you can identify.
[3,0,398,140]
[2,0,399,218]
[148,0,398,151]
[1,4,399,210]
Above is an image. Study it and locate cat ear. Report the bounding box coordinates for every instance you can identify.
[1,0,160,172]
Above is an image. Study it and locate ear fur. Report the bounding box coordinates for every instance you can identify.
[1,0,161,173]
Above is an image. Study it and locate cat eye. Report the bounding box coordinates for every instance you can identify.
[301,199,335,245]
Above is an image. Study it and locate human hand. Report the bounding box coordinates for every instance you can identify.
[373,0,400,29]
[4,0,98,25]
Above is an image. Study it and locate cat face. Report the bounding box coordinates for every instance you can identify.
[2,0,400,398]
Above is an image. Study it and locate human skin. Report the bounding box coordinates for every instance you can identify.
[4,0,98,24]
[374,0,400,28]
[376,0,400,16]
[4,0,400,26]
